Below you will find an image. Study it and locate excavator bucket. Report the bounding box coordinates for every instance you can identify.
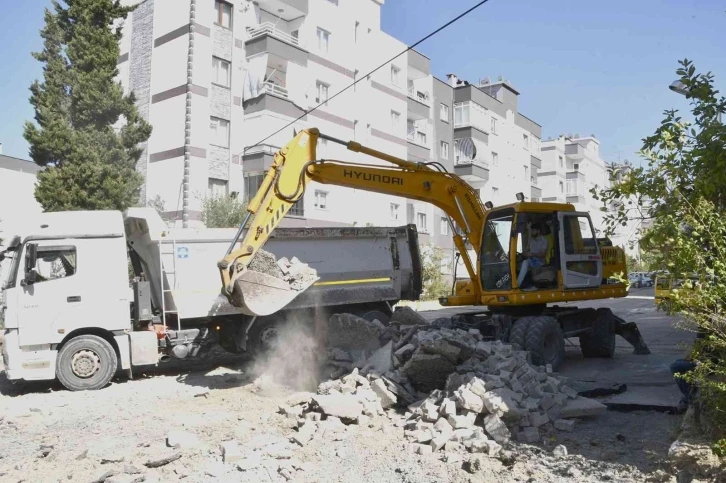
[229,269,319,317]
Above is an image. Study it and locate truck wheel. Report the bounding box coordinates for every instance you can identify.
[359,309,391,326]
[579,308,616,358]
[246,318,280,357]
[508,316,536,350]
[56,335,118,391]
[524,316,565,370]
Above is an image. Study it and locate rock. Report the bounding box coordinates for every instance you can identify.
[455,388,484,413]
[286,392,314,406]
[516,427,539,443]
[443,452,463,464]
[401,352,455,392]
[292,422,317,446]
[327,313,382,351]
[220,441,243,464]
[356,414,370,426]
[439,398,457,417]
[475,341,493,357]
[522,397,540,411]
[560,397,607,418]
[144,452,182,468]
[483,414,510,444]
[430,433,449,452]
[312,394,363,421]
[481,392,504,414]
[560,385,579,399]
[166,430,200,449]
[668,440,723,480]
[407,443,433,455]
[433,417,454,435]
[447,412,476,429]
[452,428,476,442]
[553,444,568,458]
[463,455,484,474]
[444,441,463,452]
[468,438,490,453]
[394,344,415,358]
[420,339,461,364]
[391,306,429,326]
[330,348,353,362]
[554,419,576,432]
[370,379,397,408]
[304,412,322,422]
[365,341,393,373]
[528,412,550,428]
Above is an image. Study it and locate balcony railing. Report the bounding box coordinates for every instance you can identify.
[263,81,289,98]
[407,86,430,106]
[531,176,538,186]
[247,22,299,46]
[407,131,429,149]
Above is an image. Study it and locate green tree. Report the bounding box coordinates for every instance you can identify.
[24,0,151,211]
[202,196,250,228]
[420,244,450,301]
[595,60,726,440]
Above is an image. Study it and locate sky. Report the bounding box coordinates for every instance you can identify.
[0,0,724,164]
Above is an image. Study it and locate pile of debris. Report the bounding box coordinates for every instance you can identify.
[280,307,607,459]
[248,249,317,291]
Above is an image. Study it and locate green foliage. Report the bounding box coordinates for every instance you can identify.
[626,254,646,273]
[202,196,250,228]
[421,244,450,301]
[25,0,152,211]
[595,60,726,438]
[713,438,726,458]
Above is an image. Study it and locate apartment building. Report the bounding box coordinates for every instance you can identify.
[539,135,609,235]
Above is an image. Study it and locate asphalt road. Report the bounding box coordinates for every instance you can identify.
[419,286,693,410]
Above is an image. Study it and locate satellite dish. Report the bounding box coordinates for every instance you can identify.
[456,138,476,161]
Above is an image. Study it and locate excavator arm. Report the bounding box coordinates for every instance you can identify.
[218,128,487,315]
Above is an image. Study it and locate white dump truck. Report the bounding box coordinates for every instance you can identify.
[0,208,422,391]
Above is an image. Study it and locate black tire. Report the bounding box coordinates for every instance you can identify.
[56,335,118,391]
[508,316,536,350]
[524,316,565,370]
[246,317,280,356]
[579,308,616,358]
[358,309,391,325]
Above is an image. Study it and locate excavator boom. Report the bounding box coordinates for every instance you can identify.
[218,128,487,314]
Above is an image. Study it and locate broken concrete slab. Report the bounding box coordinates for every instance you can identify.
[365,341,393,374]
[554,419,576,432]
[311,394,363,421]
[483,414,510,444]
[420,339,461,364]
[327,313,382,351]
[560,397,607,419]
[370,379,397,409]
[455,387,484,413]
[392,307,429,326]
[517,427,539,443]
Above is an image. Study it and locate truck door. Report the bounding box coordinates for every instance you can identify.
[557,212,602,289]
[16,243,80,347]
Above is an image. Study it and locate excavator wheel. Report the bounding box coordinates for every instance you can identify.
[523,316,565,370]
[579,308,616,358]
[508,316,537,350]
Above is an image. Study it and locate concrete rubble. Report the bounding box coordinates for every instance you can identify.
[275,307,613,462]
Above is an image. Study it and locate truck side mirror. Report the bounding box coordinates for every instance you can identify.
[24,244,38,285]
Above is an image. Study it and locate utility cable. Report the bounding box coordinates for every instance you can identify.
[240,0,492,155]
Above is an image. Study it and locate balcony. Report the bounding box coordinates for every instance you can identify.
[263,81,289,98]
[454,101,489,135]
[531,185,542,201]
[254,0,308,19]
[242,144,281,172]
[565,143,585,159]
[530,176,538,187]
[454,161,489,183]
[407,84,430,120]
[248,22,300,46]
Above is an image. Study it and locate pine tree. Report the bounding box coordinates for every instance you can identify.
[24,0,151,212]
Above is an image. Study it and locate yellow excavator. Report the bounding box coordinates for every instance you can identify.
[217,128,649,369]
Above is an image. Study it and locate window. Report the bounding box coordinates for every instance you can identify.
[244,173,264,201]
[480,212,513,290]
[559,155,564,168]
[524,165,529,179]
[317,28,330,53]
[391,110,400,128]
[492,187,499,199]
[440,141,449,159]
[440,103,449,122]
[523,133,529,150]
[314,190,328,209]
[492,152,499,166]
[407,120,415,140]
[212,57,230,87]
[567,179,575,194]
[416,131,427,146]
[31,246,77,283]
[318,138,328,156]
[210,117,229,147]
[454,103,470,126]
[416,212,427,232]
[354,22,359,43]
[208,178,228,198]
[316,81,329,103]
[563,215,598,255]
[491,117,497,134]
[390,203,400,220]
[559,181,564,193]
[573,163,580,171]
[390,65,400,86]
[214,0,232,28]
[441,217,449,235]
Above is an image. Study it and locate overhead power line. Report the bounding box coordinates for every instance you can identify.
[241,0,492,154]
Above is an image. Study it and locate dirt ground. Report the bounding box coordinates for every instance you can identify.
[0,350,684,483]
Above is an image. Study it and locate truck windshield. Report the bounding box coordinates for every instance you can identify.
[480,209,514,291]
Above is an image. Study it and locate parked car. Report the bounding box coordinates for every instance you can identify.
[629,273,653,288]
